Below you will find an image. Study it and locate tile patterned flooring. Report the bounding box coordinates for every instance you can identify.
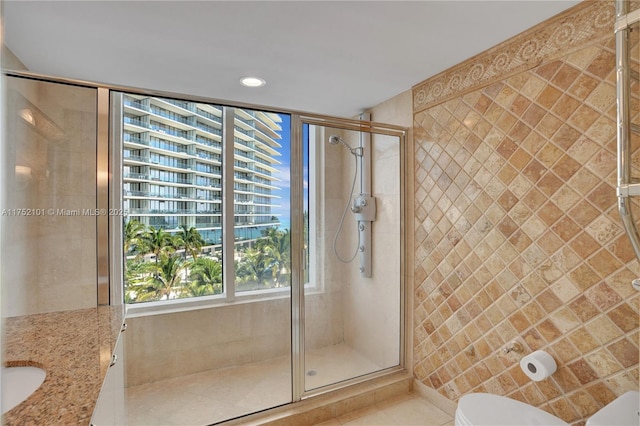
[316,393,454,426]
[124,343,402,425]
[125,355,290,425]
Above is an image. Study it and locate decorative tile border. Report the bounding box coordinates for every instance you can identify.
[413,1,617,113]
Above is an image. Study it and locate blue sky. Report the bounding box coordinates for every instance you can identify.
[271,115,310,231]
[273,114,291,229]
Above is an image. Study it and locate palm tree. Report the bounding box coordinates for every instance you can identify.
[123,219,146,255]
[235,227,292,289]
[131,252,184,301]
[187,257,223,296]
[139,226,175,266]
[124,258,148,302]
[177,225,205,260]
[184,281,216,297]
[235,247,272,288]
[256,227,291,286]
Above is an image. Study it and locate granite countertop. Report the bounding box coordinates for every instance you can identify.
[3,305,124,425]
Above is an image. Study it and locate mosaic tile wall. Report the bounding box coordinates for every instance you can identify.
[412,3,639,425]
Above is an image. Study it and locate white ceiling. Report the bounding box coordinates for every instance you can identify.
[3,1,580,118]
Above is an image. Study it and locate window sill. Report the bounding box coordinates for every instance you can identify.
[125,284,320,318]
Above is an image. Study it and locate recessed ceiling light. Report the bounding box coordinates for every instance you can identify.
[240,77,266,88]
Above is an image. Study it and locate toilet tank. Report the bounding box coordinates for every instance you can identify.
[586,391,639,426]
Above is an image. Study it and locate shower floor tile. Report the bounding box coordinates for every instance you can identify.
[304,343,381,390]
[124,343,381,425]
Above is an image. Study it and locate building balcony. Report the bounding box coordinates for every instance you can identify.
[129,208,193,215]
[124,116,147,127]
[124,174,193,186]
[195,122,222,136]
[124,154,150,163]
[195,137,222,150]
[196,108,222,124]
[124,190,190,199]
[123,135,149,146]
[194,222,221,229]
[150,105,194,126]
[124,172,151,181]
[124,98,147,111]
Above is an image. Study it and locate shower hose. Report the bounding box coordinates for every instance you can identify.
[332,153,361,263]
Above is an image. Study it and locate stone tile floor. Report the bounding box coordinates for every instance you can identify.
[316,392,454,426]
[124,343,387,425]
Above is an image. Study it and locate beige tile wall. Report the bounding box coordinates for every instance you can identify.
[124,299,292,386]
[124,291,349,386]
[368,90,414,371]
[2,77,98,316]
[342,129,402,368]
[412,2,639,425]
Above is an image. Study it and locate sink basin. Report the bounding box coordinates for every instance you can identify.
[2,366,47,413]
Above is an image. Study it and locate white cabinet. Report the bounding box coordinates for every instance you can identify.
[90,329,126,425]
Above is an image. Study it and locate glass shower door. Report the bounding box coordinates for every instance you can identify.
[302,121,403,392]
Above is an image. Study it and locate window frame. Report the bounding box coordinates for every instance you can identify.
[116,97,303,315]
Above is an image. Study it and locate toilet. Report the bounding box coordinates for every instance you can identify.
[586,391,640,426]
[455,393,569,425]
[455,391,640,426]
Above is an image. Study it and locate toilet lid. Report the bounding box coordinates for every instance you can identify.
[457,393,570,426]
[586,391,640,426]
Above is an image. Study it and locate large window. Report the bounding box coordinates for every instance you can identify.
[120,94,291,305]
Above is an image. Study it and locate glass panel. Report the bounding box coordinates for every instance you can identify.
[117,96,292,424]
[304,124,401,391]
[631,19,639,143]
[2,76,98,316]
[630,19,640,254]
[234,110,292,293]
[120,95,224,302]
[121,100,292,301]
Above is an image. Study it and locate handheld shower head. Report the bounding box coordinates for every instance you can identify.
[328,135,342,145]
[327,135,363,156]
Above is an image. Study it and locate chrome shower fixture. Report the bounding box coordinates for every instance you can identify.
[328,135,363,157]
[328,134,341,145]
[328,128,375,277]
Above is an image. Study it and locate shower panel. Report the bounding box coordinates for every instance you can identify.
[326,131,376,277]
[326,114,376,278]
[354,113,375,278]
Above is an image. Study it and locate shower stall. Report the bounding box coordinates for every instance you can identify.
[300,118,404,394]
[1,74,406,424]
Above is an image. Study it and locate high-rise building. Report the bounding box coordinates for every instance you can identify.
[121,95,283,252]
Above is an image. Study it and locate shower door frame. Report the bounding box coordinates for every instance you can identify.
[291,114,407,401]
[2,69,408,416]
